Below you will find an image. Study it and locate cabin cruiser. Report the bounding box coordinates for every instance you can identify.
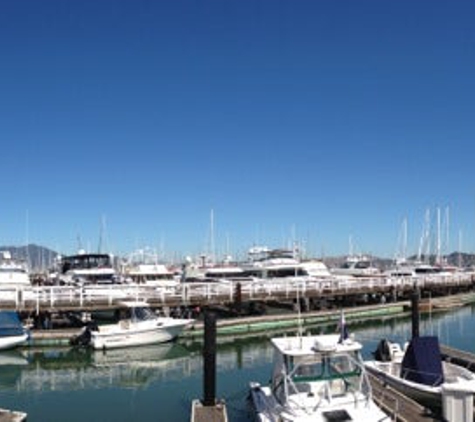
[53,251,119,286]
[121,248,179,288]
[249,333,391,421]
[243,248,332,282]
[331,255,380,278]
[72,301,194,350]
[364,336,475,410]
[0,251,31,287]
[124,263,179,288]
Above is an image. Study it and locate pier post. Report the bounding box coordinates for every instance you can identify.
[191,309,228,421]
[234,282,242,315]
[411,285,420,339]
[203,311,217,406]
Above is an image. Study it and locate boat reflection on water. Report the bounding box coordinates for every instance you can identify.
[0,349,29,367]
[0,342,192,392]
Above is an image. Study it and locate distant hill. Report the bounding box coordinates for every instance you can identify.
[0,244,58,272]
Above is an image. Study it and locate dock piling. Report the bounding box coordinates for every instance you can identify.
[203,311,217,406]
[191,311,228,422]
[411,285,420,339]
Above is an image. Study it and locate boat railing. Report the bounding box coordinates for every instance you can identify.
[0,270,473,310]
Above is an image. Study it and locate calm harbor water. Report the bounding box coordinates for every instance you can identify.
[1,305,475,421]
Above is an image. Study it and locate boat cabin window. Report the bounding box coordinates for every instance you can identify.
[267,268,306,278]
[61,254,112,273]
[131,306,156,321]
[0,268,26,273]
[291,353,360,383]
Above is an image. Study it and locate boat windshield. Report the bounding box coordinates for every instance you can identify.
[131,307,156,321]
[291,353,361,383]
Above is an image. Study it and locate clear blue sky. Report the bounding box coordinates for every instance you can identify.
[1,0,475,260]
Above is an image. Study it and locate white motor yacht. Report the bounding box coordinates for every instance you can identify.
[55,251,119,286]
[331,255,380,278]
[0,251,31,287]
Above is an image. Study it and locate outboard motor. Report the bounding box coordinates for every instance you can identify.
[373,339,392,362]
[70,321,98,347]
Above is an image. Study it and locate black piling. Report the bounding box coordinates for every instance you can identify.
[233,282,242,315]
[191,309,227,422]
[411,286,420,339]
[203,311,217,406]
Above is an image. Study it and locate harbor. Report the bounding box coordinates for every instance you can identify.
[1,289,475,420]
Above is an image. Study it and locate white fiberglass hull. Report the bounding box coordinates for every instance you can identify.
[91,318,192,350]
[364,360,475,409]
[0,333,29,351]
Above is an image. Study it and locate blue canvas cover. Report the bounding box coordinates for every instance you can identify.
[0,311,25,337]
[400,336,444,387]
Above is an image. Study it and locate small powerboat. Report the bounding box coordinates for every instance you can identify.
[364,336,475,410]
[72,301,193,350]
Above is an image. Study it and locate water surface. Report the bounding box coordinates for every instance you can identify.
[1,305,474,421]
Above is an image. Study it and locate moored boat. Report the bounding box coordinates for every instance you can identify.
[0,311,30,350]
[0,251,31,287]
[364,336,475,410]
[249,331,391,421]
[73,301,194,350]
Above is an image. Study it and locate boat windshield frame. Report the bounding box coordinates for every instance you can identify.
[130,306,157,322]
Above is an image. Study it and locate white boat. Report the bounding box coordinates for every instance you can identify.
[124,263,179,288]
[75,301,193,350]
[331,255,380,278]
[55,251,119,286]
[249,333,391,421]
[364,336,475,410]
[0,251,31,287]
[243,248,332,282]
[122,249,179,288]
[0,311,29,350]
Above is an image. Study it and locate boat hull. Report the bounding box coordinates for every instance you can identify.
[365,362,441,409]
[0,333,29,351]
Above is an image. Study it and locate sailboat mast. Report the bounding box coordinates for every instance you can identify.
[437,207,441,265]
[210,209,215,265]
